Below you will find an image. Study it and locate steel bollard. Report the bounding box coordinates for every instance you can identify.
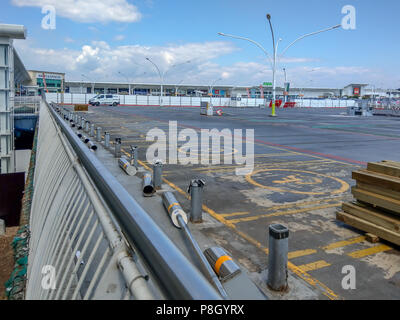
[130,145,138,167]
[82,135,90,144]
[267,224,289,291]
[90,124,95,137]
[81,118,85,129]
[96,127,102,142]
[104,132,110,148]
[153,159,163,190]
[87,141,97,151]
[187,179,205,223]
[142,172,155,197]
[119,157,137,176]
[114,137,122,158]
[85,121,90,133]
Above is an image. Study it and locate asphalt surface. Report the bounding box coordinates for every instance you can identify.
[77,105,400,300]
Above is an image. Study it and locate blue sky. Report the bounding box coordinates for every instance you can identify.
[1,0,399,88]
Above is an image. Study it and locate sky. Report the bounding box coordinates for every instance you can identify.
[1,0,400,89]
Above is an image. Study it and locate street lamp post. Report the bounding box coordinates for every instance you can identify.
[146,58,191,106]
[118,71,132,95]
[209,77,222,96]
[283,68,287,103]
[218,15,340,117]
[81,74,95,94]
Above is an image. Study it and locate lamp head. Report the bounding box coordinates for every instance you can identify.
[266,14,271,20]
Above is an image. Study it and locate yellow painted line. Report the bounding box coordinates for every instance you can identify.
[220,212,250,218]
[191,159,331,172]
[229,203,341,224]
[124,150,341,300]
[347,244,392,259]
[298,260,331,272]
[288,249,317,260]
[322,236,366,251]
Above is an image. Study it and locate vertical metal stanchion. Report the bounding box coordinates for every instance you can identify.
[130,145,138,167]
[114,137,121,158]
[267,224,289,291]
[152,159,163,190]
[90,124,95,137]
[104,132,110,148]
[96,127,101,142]
[85,121,90,133]
[187,179,205,223]
[81,118,85,130]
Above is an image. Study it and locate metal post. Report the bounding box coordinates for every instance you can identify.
[114,137,122,158]
[142,172,155,197]
[104,132,110,148]
[130,145,138,167]
[96,127,101,142]
[188,179,205,223]
[85,121,90,133]
[90,124,95,137]
[153,160,163,190]
[161,192,227,299]
[267,224,289,291]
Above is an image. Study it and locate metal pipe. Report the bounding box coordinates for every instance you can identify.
[82,135,90,144]
[119,157,137,176]
[87,141,97,151]
[153,160,163,189]
[90,124,95,137]
[96,127,102,142]
[130,145,138,168]
[48,103,220,300]
[142,172,155,197]
[188,179,205,223]
[104,132,110,148]
[114,138,122,158]
[267,224,289,291]
[177,215,228,299]
[161,192,227,299]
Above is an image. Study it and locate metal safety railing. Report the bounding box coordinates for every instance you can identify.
[25,100,220,300]
[13,96,41,115]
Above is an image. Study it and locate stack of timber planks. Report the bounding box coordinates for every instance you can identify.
[337,160,400,246]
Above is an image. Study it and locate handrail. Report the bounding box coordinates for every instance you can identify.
[48,102,221,300]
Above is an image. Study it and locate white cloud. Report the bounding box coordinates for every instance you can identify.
[114,35,125,41]
[13,39,393,88]
[11,0,142,23]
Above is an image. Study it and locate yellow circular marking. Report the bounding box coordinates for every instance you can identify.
[246,169,349,195]
[168,202,179,212]
[214,255,232,274]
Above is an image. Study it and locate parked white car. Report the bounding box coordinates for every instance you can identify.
[89,94,120,106]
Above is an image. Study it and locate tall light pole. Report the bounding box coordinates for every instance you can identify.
[283,67,287,103]
[81,74,94,94]
[209,77,222,96]
[218,15,340,117]
[146,58,191,106]
[118,71,132,95]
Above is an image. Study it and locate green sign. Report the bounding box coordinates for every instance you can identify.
[263,82,272,86]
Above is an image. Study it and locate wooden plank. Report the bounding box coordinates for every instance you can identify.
[351,187,400,215]
[365,233,380,243]
[367,162,400,178]
[352,170,400,192]
[342,202,400,233]
[356,181,400,201]
[382,160,400,168]
[337,211,400,246]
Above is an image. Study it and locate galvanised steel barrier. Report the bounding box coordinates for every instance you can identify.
[14,96,41,115]
[25,100,220,300]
